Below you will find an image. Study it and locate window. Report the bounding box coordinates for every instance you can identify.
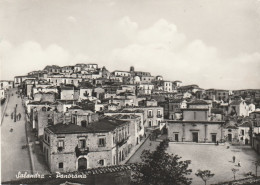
[241,130,245,136]
[47,136,50,143]
[99,159,104,166]
[59,162,63,169]
[98,138,106,147]
[79,139,86,149]
[157,110,161,116]
[148,110,153,117]
[81,120,87,127]
[58,140,64,151]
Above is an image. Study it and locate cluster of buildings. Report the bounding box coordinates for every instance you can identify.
[7,63,260,173]
[0,80,14,104]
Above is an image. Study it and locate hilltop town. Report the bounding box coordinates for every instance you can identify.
[1,63,260,184]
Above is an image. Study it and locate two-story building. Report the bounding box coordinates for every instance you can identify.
[43,117,131,173]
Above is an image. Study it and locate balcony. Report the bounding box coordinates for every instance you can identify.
[75,146,89,157]
[57,147,63,152]
[147,114,153,118]
[157,114,162,118]
[117,137,129,147]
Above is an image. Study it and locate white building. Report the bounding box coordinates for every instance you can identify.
[163,81,173,92]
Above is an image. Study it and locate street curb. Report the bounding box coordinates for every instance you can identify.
[23,97,35,174]
[125,134,151,164]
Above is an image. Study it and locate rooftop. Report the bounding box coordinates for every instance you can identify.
[238,121,252,128]
[182,108,209,111]
[110,114,140,120]
[211,108,224,114]
[169,99,183,103]
[46,118,128,134]
[28,101,58,105]
[167,120,224,124]
[187,100,209,105]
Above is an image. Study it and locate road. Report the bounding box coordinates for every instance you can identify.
[1,88,32,182]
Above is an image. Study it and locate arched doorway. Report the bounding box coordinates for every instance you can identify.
[78,157,87,171]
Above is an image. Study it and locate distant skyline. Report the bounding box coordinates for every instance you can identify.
[0,0,260,90]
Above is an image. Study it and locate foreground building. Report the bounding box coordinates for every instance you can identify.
[43,117,132,172]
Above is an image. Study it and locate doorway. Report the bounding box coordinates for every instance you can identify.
[245,138,249,145]
[211,134,216,143]
[175,134,179,142]
[228,134,232,142]
[192,132,198,142]
[78,158,87,171]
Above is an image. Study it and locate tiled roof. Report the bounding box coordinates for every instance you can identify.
[169,99,182,103]
[69,105,82,109]
[61,85,75,90]
[35,91,57,95]
[110,114,140,120]
[47,118,128,134]
[251,111,260,114]
[211,108,224,114]
[105,109,144,113]
[238,121,252,128]
[182,108,209,111]
[28,101,58,105]
[79,82,94,88]
[224,120,238,128]
[167,120,224,124]
[187,100,208,105]
[56,100,76,104]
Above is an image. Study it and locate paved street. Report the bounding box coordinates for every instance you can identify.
[127,137,160,163]
[1,88,32,182]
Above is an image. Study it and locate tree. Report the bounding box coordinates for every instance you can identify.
[195,170,214,185]
[231,168,239,180]
[131,139,192,185]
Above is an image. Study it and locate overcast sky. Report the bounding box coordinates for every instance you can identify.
[0,0,260,90]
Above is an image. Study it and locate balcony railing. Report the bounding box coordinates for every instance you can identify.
[117,137,129,147]
[147,114,153,118]
[57,147,63,152]
[75,146,89,157]
[157,114,162,118]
